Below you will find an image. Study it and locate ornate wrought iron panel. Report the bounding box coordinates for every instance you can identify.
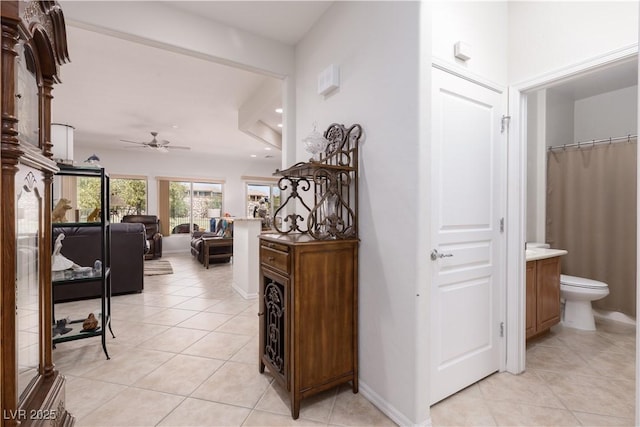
[263,279,285,376]
[273,123,362,240]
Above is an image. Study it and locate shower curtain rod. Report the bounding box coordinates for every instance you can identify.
[548,134,637,151]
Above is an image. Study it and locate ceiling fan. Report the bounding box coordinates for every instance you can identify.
[120,131,190,153]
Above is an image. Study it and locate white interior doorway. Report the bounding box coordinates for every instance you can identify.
[505,49,638,419]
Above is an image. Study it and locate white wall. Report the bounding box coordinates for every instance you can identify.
[545,89,574,147]
[509,1,639,84]
[574,85,638,141]
[296,2,423,424]
[432,1,508,85]
[526,91,546,243]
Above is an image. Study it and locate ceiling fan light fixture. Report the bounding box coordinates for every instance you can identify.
[120,131,191,151]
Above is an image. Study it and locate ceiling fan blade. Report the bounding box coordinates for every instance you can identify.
[121,132,190,151]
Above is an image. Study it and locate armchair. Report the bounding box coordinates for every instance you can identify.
[122,214,162,259]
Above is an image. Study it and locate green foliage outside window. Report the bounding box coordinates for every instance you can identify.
[111,178,147,216]
[77,177,101,210]
[78,177,148,222]
[170,182,189,217]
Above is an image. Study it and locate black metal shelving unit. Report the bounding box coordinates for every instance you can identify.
[52,165,114,359]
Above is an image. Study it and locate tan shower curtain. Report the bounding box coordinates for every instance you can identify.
[547,139,637,317]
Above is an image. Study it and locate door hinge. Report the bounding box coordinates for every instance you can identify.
[500,321,504,337]
[501,115,511,134]
[499,217,504,233]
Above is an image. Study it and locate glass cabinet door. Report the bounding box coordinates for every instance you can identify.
[15,167,43,400]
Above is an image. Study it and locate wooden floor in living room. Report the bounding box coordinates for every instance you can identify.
[52,253,395,426]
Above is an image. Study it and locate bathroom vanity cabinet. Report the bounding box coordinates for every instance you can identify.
[526,256,562,339]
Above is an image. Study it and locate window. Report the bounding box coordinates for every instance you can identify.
[246,182,281,229]
[75,175,103,221]
[109,176,147,222]
[158,178,223,235]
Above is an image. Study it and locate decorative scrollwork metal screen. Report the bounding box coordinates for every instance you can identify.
[273,123,362,240]
[263,279,285,375]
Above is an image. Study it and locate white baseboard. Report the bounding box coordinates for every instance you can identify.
[593,309,636,326]
[359,380,431,427]
[231,282,258,300]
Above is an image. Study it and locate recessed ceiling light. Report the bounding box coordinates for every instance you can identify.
[264,147,272,151]
[250,154,257,158]
[275,108,283,114]
[277,123,283,128]
[172,125,179,129]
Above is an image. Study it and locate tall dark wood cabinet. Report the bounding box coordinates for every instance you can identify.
[1,1,72,425]
[258,124,362,419]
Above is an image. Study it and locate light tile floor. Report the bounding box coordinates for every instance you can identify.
[55,253,636,426]
[431,316,636,426]
[53,253,397,427]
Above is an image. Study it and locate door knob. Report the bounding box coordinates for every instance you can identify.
[431,249,453,261]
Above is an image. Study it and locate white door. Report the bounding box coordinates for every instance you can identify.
[430,67,506,405]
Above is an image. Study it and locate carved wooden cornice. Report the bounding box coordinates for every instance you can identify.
[19,1,69,72]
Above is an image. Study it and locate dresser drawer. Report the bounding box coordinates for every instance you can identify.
[261,241,289,253]
[261,245,290,274]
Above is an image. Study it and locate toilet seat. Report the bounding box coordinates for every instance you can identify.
[560,274,608,290]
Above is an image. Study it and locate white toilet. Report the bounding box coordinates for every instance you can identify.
[560,274,609,331]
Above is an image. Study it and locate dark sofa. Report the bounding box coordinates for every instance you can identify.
[52,223,146,302]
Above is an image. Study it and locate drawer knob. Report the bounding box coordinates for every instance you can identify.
[267,256,275,262]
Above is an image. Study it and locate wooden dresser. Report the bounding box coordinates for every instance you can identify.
[259,234,358,419]
[257,123,362,419]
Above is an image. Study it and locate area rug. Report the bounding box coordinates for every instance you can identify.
[144,259,173,276]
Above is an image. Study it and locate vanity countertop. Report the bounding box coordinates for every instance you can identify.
[525,248,568,261]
